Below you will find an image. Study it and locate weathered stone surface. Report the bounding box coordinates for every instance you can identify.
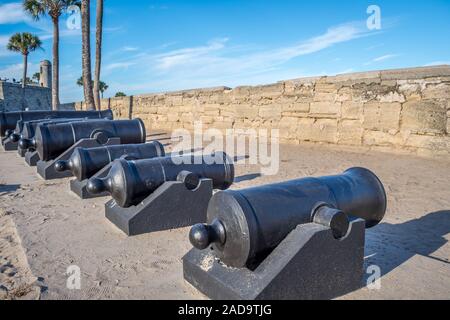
[422,83,450,99]
[338,120,363,145]
[405,134,450,155]
[363,130,405,147]
[342,102,363,120]
[315,82,337,93]
[279,117,299,139]
[381,65,450,80]
[282,102,310,114]
[298,119,338,143]
[233,104,257,119]
[314,92,336,102]
[259,104,282,120]
[363,102,401,131]
[70,66,450,157]
[401,100,447,134]
[310,102,341,115]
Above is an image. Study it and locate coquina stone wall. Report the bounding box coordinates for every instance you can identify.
[72,65,450,157]
[0,81,52,112]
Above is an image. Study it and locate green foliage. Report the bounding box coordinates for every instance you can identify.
[7,32,42,55]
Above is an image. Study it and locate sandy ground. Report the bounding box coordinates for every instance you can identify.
[0,134,449,300]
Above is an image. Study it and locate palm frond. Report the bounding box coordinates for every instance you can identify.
[23,0,46,21]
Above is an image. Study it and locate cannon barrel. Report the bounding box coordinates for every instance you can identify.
[0,110,113,137]
[189,167,387,268]
[54,142,166,181]
[33,118,146,161]
[87,152,235,208]
[16,118,87,148]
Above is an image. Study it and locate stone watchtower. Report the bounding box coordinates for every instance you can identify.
[39,60,52,89]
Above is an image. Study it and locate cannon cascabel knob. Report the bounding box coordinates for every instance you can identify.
[54,160,71,172]
[9,133,21,142]
[189,220,226,250]
[18,137,35,150]
[87,177,110,195]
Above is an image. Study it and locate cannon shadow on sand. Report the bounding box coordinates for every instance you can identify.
[362,210,450,283]
[0,184,21,196]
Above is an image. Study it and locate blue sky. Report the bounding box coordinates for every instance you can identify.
[0,0,449,103]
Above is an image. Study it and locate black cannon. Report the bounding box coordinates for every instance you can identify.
[55,142,166,181]
[24,118,146,162]
[87,152,235,208]
[12,118,89,144]
[0,110,113,137]
[189,167,387,269]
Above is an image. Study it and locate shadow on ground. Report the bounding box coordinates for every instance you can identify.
[364,210,450,282]
[235,173,262,183]
[0,184,21,196]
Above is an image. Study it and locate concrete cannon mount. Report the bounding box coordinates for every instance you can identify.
[0,139,449,300]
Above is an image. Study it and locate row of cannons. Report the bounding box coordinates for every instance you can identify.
[1,110,387,300]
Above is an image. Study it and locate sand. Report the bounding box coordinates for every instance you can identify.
[0,137,449,300]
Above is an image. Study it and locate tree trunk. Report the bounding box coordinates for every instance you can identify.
[21,53,28,111]
[22,54,27,89]
[93,0,103,110]
[52,18,60,110]
[81,0,95,110]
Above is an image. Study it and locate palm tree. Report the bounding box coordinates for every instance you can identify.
[7,32,42,110]
[81,0,95,110]
[7,33,42,89]
[98,81,108,98]
[93,0,103,110]
[32,72,40,82]
[77,76,107,98]
[23,0,80,110]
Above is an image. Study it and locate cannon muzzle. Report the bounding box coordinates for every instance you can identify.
[54,142,165,181]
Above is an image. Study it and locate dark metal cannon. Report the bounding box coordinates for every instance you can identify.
[14,118,87,148]
[87,152,235,208]
[0,110,113,137]
[28,118,146,161]
[54,142,166,181]
[12,118,90,143]
[189,167,387,269]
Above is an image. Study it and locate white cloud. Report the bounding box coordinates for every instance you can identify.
[0,62,38,81]
[103,61,136,73]
[154,38,229,70]
[364,54,399,65]
[101,21,374,97]
[122,46,139,52]
[373,54,398,62]
[0,2,29,24]
[0,34,14,57]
